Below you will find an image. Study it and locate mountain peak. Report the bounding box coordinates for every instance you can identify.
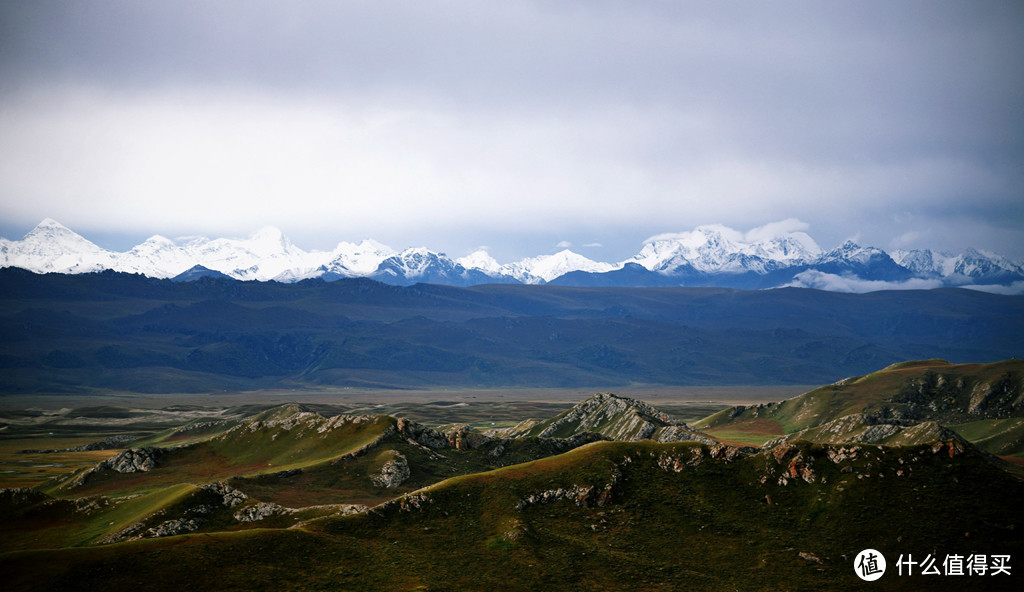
[502,392,716,444]
[2,219,1021,291]
[26,218,80,239]
[34,217,69,231]
[456,250,502,275]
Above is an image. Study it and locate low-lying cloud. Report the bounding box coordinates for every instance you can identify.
[785,271,946,294]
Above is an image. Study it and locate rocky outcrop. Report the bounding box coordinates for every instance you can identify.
[445,424,489,450]
[515,465,622,511]
[68,447,167,488]
[656,443,747,472]
[203,481,247,508]
[102,482,248,543]
[500,393,719,445]
[765,414,969,448]
[145,518,201,538]
[763,443,818,486]
[103,447,164,473]
[396,417,450,449]
[371,452,411,488]
[234,501,294,522]
[375,492,433,514]
[0,487,50,509]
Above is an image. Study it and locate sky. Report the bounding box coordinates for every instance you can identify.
[1,1,1022,263]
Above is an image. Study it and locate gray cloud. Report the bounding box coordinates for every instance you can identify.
[1,1,1022,261]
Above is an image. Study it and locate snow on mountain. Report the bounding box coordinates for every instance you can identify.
[371,247,505,286]
[947,248,1024,284]
[375,247,447,280]
[185,226,322,281]
[630,225,820,275]
[818,240,890,266]
[502,249,617,284]
[113,235,197,278]
[890,248,947,278]
[815,241,912,281]
[754,232,822,263]
[2,218,1022,291]
[456,250,503,276]
[1,218,117,274]
[326,239,396,276]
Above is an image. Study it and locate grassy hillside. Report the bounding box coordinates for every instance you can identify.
[4,403,610,553]
[695,359,1024,454]
[42,406,395,499]
[3,439,1021,591]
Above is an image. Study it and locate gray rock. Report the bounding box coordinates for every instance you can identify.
[371,452,410,488]
[103,447,164,473]
[145,518,200,538]
[201,481,247,508]
[234,501,294,522]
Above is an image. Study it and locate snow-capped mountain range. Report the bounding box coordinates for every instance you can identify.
[2,219,1022,292]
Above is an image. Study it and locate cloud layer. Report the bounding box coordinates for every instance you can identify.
[1,2,1022,261]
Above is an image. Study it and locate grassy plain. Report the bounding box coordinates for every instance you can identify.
[0,385,797,488]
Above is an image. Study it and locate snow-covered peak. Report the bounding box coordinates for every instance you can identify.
[632,225,819,274]
[950,248,1024,279]
[1,218,1021,290]
[891,249,947,276]
[820,241,889,265]
[114,234,197,278]
[327,239,396,275]
[1,218,115,274]
[371,247,469,284]
[756,232,821,262]
[21,218,106,255]
[32,217,71,232]
[456,250,502,275]
[504,249,615,283]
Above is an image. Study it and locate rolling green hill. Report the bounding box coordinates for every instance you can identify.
[695,359,1024,455]
[3,439,1021,591]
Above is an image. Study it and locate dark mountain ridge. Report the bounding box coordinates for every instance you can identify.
[0,269,1021,393]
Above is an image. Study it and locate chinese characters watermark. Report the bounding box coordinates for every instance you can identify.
[854,550,1011,581]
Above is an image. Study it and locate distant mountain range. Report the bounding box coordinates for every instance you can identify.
[1,268,1021,392]
[2,218,1022,291]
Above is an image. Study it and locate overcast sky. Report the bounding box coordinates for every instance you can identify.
[1,1,1022,262]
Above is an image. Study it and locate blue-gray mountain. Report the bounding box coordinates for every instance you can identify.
[1,268,1021,393]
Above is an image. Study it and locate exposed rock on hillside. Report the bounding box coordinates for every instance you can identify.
[371,451,411,488]
[68,447,167,488]
[396,417,449,449]
[763,415,967,448]
[696,360,1024,455]
[102,447,164,473]
[498,393,718,444]
[235,501,294,522]
[102,481,250,544]
[516,465,622,511]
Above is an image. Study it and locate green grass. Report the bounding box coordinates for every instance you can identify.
[4,439,1022,591]
[950,418,1024,456]
[701,428,778,446]
[0,438,120,488]
[693,360,1024,454]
